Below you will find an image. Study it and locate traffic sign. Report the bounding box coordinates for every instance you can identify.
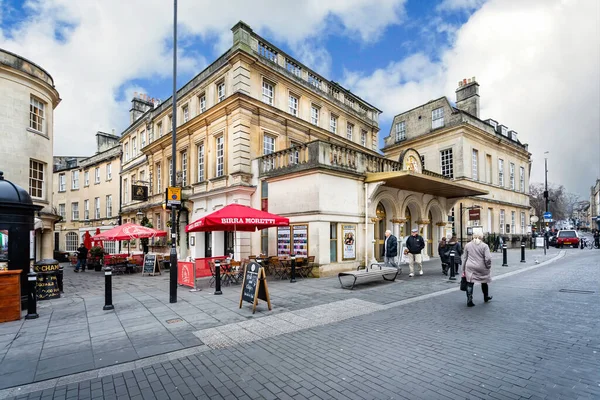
[543,212,552,219]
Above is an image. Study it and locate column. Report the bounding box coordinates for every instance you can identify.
[416,219,430,259]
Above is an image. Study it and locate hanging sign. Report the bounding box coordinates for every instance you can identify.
[132,185,149,201]
[239,261,271,314]
[469,209,481,221]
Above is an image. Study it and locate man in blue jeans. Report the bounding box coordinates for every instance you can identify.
[381,230,399,270]
[75,243,88,272]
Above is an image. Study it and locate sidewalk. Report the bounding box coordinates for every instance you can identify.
[0,246,562,390]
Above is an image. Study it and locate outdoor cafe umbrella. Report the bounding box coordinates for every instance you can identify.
[83,231,92,250]
[185,204,289,258]
[91,223,167,241]
[92,227,103,248]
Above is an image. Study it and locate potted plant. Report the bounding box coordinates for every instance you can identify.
[89,246,105,271]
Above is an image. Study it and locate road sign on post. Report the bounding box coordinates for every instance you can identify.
[166,187,181,209]
[543,212,552,219]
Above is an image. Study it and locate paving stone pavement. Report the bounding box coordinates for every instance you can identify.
[0,247,563,391]
[1,248,597,399]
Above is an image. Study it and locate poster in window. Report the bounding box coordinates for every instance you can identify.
[277,227,291,257]
[292,224,308,257]
[342,224,356,260]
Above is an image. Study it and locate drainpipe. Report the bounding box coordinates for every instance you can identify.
[364,183,368,268]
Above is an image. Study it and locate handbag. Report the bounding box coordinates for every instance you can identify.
[460,275,467,291]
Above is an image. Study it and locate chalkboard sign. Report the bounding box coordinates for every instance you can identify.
[36,274,60,300]
[239,261,271,314]
[142,254,160,276]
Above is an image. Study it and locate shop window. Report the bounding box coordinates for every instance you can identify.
[330,223,338,262]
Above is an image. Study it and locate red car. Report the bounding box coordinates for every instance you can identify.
[556,230,580,248]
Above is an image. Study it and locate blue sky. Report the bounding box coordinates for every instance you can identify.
[1,0,598,198]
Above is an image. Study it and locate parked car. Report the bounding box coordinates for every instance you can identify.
[555,230,580,248]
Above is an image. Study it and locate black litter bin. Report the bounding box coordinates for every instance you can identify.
[33,259,61,300]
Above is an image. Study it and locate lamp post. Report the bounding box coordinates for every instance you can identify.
[544,151,549,214]
[169,0,178,304]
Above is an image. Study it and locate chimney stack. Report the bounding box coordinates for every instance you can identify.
[130,93,154,124]
[455,76,480,118]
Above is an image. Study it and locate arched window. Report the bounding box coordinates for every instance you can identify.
[65,232,78,252]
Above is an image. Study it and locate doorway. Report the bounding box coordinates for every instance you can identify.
[375,203,386,261]
[54,232,59,252]
[224,231,234,258]
[204,232,212,257]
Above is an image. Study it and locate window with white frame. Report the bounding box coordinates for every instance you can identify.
[124,142,129,162]
[472,149,479,180]
[346,123,353,140]
[520,166,525,192]
[499,209,505,233]
[311,105,319,125]
[197,144,204,182]
[148,126,154,142]
[58,203,66,219]
[72,170,79,190]
[139,170,145,185]
[290,142,300,165]
[361,130,367,147]
[123,179,128,203]
[168,159,173,185]
[263,134,275,171]
[330,114,337,134]
[106,163,112,180]
[132,135,137,156]
[84,171,89,186]
[432,107,444,129]
[308,73,322,90]
[29,160,44,199]
[395,121,406,141]
[94,197,100,219]
[216,136,224,177]
[511,211,516,233]
[66,232,78,252]
[498,159,504,186]
[440,148,454,178]
[262,80,274,105]
[258,42,278,63]
[155,162,162,193]
[288,94,298,116]
[157,122,163,138]
[58,173,66,192]
[510,163,515,190]
[103,241,116,255]
[95,167,100,184]
[199,94,206,113]
[286,58,301,76]
[140,130,146,148]
[72,202,79,221]
[29,96,45,132]
[520,211,526,234]
[181,150,188,186]
[155,213,162,231]
[182,105,189,123]
[106,195,112,218]
[84,199,89,220]
[217,82,225,102]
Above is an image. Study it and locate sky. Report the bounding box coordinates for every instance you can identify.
[1,0,599,199]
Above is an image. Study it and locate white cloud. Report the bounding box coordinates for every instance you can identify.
[344,0,600,198]
[437,0,487,12]
[0,0,406,157]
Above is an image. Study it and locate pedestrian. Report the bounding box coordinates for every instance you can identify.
[438,237,449,275]
[594,229,599,249]
[406,228,425,277]
[75,243,88,272]
[446,235,462,274]
[381,230,399,270]
[462,233,492,307]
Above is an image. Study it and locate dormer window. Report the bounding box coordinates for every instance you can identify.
[501,126,508,136]
[395,121,406,142]
[432,107,444,129]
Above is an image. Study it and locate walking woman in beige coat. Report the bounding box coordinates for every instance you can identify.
[462,233,493,307]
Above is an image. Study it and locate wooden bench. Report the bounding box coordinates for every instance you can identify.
[338,263,400,289]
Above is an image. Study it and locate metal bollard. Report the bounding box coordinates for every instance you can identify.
[57,265,64,293]
[448,250,456,280]
[580,239,584,250]
[502,244,508,266]
[25,271,39,320]
[544,237,547,255]
[290,254,297,283]
[214,260,222,295]
[103,267,114,310]
[521,243,526,263]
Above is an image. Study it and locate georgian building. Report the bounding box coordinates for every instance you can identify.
[53,132,121,254]
[591,179,600,231]
[382,78,532,247]
[0,49,61,260]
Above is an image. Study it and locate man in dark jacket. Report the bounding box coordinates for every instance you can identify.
[406,228,425,277]
[75,243,88,272]
[445,235,462,274]
[381,230,399,270]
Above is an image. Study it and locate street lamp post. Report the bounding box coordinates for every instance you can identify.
[169,0,178,304]
[544,152,549,213]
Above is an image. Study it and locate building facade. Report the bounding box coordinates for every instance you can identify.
[382,78,532,246]
[0,49,61,260]
[53,132,121,254]
[591,179,600,231]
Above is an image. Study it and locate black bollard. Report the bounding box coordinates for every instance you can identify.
[214,260,222,295]
[103,267,114,310]
[290,254,297,283]
[25,271,39,320]
[580,239,584,250]
[502,244,508,266]
[544,236,547,255]
[57,265,64,293]
[448,250,456,281]
[521,243,526,263]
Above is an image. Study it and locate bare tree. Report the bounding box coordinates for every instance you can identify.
[529,183,578,221]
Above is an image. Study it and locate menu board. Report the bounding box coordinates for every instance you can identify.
[239,261,271,314]
[277,227,291,257]
[142,254,161,276]
[292,225,308,257]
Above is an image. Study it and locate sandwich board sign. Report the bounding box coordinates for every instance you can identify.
[239,261,271,314]
[142,254,161,276]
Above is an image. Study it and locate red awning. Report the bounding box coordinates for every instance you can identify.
[185,204,289,233]
[91,223,167,241]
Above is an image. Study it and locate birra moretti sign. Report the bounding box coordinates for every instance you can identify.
[221,218,276,225]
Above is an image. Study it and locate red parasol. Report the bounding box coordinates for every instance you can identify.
[92,228,104,248]
[83,231,92,250]
[91,223,167,241]
[185,204,289,233]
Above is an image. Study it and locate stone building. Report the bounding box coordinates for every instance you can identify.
[591,179,600,231]
[382,78,532,247]
[52,132,121,253]
[0,49,61,260]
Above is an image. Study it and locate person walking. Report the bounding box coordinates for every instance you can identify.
[446,235,462,274]
[406,228,425,277]
[462,233,492,307]
[75,243,88,272]
[594,229,599,249]
[438,237,449,275]
[381,230,399,270]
